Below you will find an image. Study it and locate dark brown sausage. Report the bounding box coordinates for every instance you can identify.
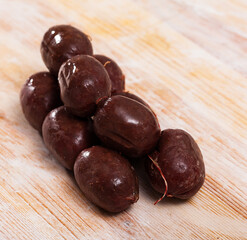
[42,106,98,170]
[74,146,139,212]
[146,129,205,199]
[20,72,62,133]
[93,54,125,94]
[94,95,161,158]
[58,55,111,118]
[41,25,93,76]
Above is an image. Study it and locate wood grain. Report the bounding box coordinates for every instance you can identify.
[134,0,247,77]
[0,0,246,239]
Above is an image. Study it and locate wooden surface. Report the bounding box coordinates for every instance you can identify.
[0,0,247,239]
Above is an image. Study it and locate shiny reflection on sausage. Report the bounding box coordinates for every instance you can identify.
[94,95,161,158]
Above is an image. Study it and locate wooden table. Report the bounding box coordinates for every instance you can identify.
[0,0,246,239]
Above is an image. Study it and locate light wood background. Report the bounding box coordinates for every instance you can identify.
[0,0,246,239]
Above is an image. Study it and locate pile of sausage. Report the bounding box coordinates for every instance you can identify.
[20,25,205,213]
